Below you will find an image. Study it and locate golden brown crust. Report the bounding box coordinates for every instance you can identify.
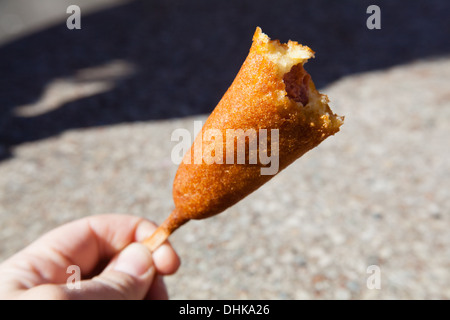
[171,27,343,220]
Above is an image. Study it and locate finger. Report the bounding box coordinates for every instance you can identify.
[1,214,181,298]
[135,220,181,275]
[1,215,162,288]
[66,242,155,300]
[144,275,169,300]
[4,214,147,286]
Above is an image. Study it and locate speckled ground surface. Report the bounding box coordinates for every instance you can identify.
[0,0,449,299]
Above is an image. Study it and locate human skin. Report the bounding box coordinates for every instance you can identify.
[0,214,180,300]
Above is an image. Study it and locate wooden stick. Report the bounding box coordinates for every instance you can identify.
[141,208,189,252]
[141,224,171,252]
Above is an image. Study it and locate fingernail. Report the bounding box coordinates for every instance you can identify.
[114,243,154,277]
[135,220,157,242]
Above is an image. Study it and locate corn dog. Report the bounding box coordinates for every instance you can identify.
[143,27,343,251]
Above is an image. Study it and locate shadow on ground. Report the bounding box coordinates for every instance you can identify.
[0,0,449,160]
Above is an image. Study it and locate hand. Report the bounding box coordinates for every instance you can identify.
[0,214,180,300]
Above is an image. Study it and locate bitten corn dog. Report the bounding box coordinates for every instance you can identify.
[142,27,343,251]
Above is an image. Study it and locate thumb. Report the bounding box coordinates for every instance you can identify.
[67,243,156,300]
